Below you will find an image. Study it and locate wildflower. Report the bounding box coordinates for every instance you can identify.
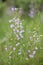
[15,21,20,25]
[13,47,16,51]
[32,51,36,55]
[10,24,14,28]
[29,54,34,58]
[18,52,21,55]
[35,47,38,50]
[9,20,12,23]
[20,30,24,33]
[16,42,20,46]
[33,34,36,37]
[25,58,28,60]
[14,8,18,11]
[11,7,15,11]
[5,47,8,51]
[29,36,32,40]
[16,30,19,32]
[28,50,31,53]
[19,33,23,38]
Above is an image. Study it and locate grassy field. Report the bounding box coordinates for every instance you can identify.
[0,3,43,65]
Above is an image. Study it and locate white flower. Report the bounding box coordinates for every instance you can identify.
[13,47,16,51]
[14,19,18,22]
[20,22,22,25]
[25,58,28,60]
[29,36,32,40]
[13,29,15,32]
[17,18,20,21]
[29,54,34,58]
[33,34,36,37]
[32,51,36,55]
[18,52,21,55]
[19,34,23,38]
[20,30,24,33]
[5,47,8,51]
[13,17,15,20]
[19,33,22,37]
[10,24,14,28]
[9,20,12,23]
[14,8,18,11]
[15,21,20,25]
[35,47,38,50]
[16,42,20,46]
[28,50,31,53]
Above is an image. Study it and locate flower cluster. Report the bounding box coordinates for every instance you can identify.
[28,46,38,58]
[9,17,24,40]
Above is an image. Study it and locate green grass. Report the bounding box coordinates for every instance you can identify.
[0,4,43,65]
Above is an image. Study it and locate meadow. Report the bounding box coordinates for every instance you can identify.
[0,2,43,65]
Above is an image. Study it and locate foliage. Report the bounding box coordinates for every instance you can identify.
[0,2,5,17]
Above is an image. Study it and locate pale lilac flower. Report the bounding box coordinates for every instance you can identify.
[15,21,20,25]
[10,24,14,28]
[11,7,15,11]
[20,30,24,33]
[16,30,19,32]
[32,51,36,55]
[29,54,34,58]
[29,13,34,18]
